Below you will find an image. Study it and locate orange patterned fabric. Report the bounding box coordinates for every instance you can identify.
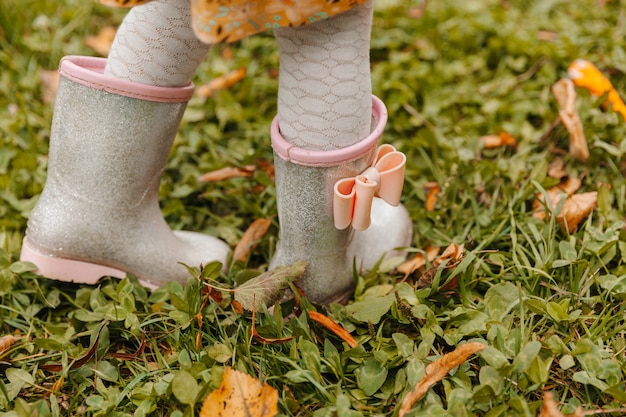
[99,0,367,44]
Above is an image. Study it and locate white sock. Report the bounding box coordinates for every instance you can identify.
[274,0,374,151]
[104,0,211,87]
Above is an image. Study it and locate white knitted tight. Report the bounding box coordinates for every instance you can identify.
[104,0,374,150]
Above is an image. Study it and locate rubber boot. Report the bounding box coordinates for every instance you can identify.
[270,96,412,303]
[20,56,230,289]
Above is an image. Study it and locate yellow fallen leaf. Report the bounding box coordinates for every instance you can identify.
[399,342,486,417]
[551,78,589,161]
[40,69,60,104]
[197,67,247,97]
[233,218,272,263]
[568,59,626,120]
[198,165,256,182]
[84,26,117,57]
[200,367,278,417]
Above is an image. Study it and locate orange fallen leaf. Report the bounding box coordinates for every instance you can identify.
[568,59,626,120]
[533,177,582,218]
[308,310,358,348]
[552,78,589,161]
[84,26,117,57]
[198,165,256,182]
[399,342,486,417]
[200,367,278,417]
[397,246,440,277]
[197,67,246,97]
[423,182,440,212]
[40,69,60,104]
[480,131,518,150]
[233,218,272,263]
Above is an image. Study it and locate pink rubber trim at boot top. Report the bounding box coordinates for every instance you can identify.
[59,56,195,103]
[271,96,388,167]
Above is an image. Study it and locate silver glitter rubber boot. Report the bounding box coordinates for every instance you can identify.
[20,56,230,289]
[270,96,412,303]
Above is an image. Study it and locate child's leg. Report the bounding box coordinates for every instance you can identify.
[104,0,210,87]
[270,1,412,303]
[21,0,231,288]
[274,0,374,150]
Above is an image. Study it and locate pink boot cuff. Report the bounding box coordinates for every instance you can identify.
[271,96,388,167]
[59,56,195,103]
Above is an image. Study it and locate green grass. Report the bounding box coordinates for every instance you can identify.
[2,0,626,416]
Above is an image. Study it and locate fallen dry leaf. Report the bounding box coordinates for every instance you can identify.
[537,30,559,41]
[397,246,440,278]
[198,165,256,182]
[200,367,278,417]
[556,191,598,233]
[84,26,117,56]
[552,78,589,161]
[40,322,107,372]
[568,59,626,120]
[540,391,565,417]
[480,131,518,150]
[0,335,16,356]
[234,261,307,311]
[197,67,246,97]
[533,177,582,218]
[424,182,440,212]
[547,157,567,179]
[416,243,465,289]
[233,218,273,263]
[399,342,486,417]
[40,69,60,104]
[308,310,358,348]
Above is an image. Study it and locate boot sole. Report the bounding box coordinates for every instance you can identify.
[19,237,149,287]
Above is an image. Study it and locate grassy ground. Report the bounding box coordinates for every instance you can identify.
[2,0,626,416]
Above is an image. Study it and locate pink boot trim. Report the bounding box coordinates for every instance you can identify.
[59,56,195,103]
[20,238,158,289]
[271,96,388,167]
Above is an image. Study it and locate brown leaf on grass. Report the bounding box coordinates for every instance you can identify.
[551,78,589,161]
[84,26,117,56]
[547,157,567,179]
[416,243,465,289]
[308,311,358,348]
[197,67,246,97]
[233,218,272,263]
[397,246,440,278]
[537,30,559,41]
[251,308,294,344]
[399,342,486,417]
[0,335,16,356]
[423,182,440,212]
[40,70,60,104]
[200,367,278,417]
[234,261,307,311]
[480,131,518,150]
[198,165,256,182]
[556,192,598,233]
[533,177,582,218]
[110,332,147,361]
[539,391,586,417]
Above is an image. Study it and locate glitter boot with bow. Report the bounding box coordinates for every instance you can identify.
[20,56,230,289]
[270,96,413,303]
